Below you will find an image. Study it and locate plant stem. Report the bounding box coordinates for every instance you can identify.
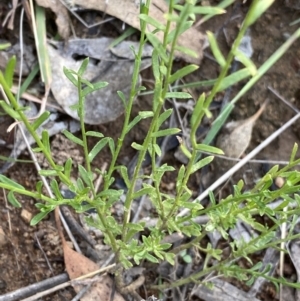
[0,72,71,186]
[103,0,150,192]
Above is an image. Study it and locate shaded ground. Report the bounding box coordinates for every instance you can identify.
[1,1,300,300]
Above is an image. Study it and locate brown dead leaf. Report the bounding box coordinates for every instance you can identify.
[47,38,151,124]
[35,0,70,39]
[73,0,205,64]
[55,208,125,301]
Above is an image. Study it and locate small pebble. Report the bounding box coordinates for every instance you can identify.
[275,176,285,188]
[21,209,33,224]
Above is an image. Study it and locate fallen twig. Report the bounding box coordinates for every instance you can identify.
[0,273,69,301]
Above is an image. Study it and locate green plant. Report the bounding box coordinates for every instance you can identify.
[1,0,300,296]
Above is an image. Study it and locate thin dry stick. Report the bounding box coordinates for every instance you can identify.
[34,233,54,274]
[10,86,64,112]
[1,1,21,28]
[70,253,117,301]
[0,273,69,301]
[21,282,71,301]
[178,110,300,217]
[201,151,294,166]
[94,162,108,194]
[268,86,300,114]
[8,0,19,29]
[20,264,116,301]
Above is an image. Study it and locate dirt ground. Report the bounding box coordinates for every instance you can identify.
[1,1,300,300]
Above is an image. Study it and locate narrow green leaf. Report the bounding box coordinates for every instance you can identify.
[131,142,144,151]
[126,115,142,134]
[176,165,186,189]
[217,68,251,92]
[245,0,275,27]
[199,0,235,24]
[70,103,79,111]
[0,175,25,190]
[63,67,78,86]
[191,156,214,173]
[151,128,181,138]
[195,144,224,155]
[152,49,160,82]
[290,143,298,164]
[145,253,159,263]
[234,49,257,76]
[159,66,167,77]
[164,13,180,22]
[139,111,154,119]
[64,158,72,179]
[78,165,93,187]
[117,90,127,107]
[191,6,225,15]
[39,169,58,176]
[109,27,137,49]
[32,147,42,153]
[0,42,11,50]
[35,181,43,196]
[207,31,226,67]
[202,102,234,146]
[32,111,50,131]
[153,143,161,157]
[54,165,64,172]
[267,165,279,175]
[20,62,40,96]
[7,191,22,208]
[63,130,84,146]
[50,179,62,198]
[119,166,130,188]
[165,252,175,265]
[153,250,164,260]
[174,45,198,58]
[139,14,166,31]
[98,189,122,199]
[165,92,191,99]
[133,186,154,199]
[0,101,21,120]
[88,137,109,162]
[35,5,52,86]
[42,130,50,153]
[169,64,198,84]
[167,21,193,44]
[191,93,205,128]
[108,138,115,155]
[146,32,169,63]
[80,78,93,88]
[124,222,145,242]
[4,56,16,88]
[82,81,109,97]
[157,109,173,128]
[76,178,84,190]
[86,131,104,138]
[178,138,192,159]
[78,57,89,76]
[30,211,51,226]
